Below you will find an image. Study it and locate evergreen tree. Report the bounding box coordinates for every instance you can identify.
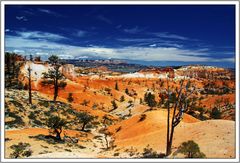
[67,93,74,103]
[125,88,129,95]
[115,82,119,91]
[111,100,118,110]
[76,112,94,131]
[46,115,66,140]
[178,140,206,158]
[210,107,222,119]
[120,95,125,102]
[144,92,157,107]
[42,55,67,102]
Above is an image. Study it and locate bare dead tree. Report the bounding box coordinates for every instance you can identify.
[101,115,113,150]
[27,66,32,105]
[165,77,195,156]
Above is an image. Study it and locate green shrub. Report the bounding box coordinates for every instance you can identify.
[10,142,32,158]
[67,93,74,103]
[210,107,222,119]
[120,95,125,102]
[5,112,25,128]
[144,92,157,107]
[28,112,36,119]
[142,145,165,158]
[9,100,24,109]
[38,100,49,108]
[178,140,206,158]
[138,114,146,122]
[33,119,43,126]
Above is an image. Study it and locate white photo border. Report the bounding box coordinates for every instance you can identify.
[0,1,239,162]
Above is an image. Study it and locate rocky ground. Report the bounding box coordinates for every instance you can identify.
[4,62,236,159]
[4,89,235,159]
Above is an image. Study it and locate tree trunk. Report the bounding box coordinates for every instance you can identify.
[166,81,184,156]
[55,129,62,140]
[168,126,175,155]
[104,133,109,149]
[188,152,192,158]
[166,105,171,156]
[81,123,86,131]
[28,67,32,105]
[166,78,171,156]
[166,142,171,156]
[53,78,58,102]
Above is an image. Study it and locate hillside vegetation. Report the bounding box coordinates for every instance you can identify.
[4,53,236,159]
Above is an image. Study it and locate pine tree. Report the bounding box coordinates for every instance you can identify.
[120,95,125,102]
[115,82,119,90]
[111,100,118,110]
[42,55,67,102]
[67,93,74,103]
[46,115,66,140]
[125,88,129,95]
[178,140,206,158]
[76,112,94,131]
[144,92,157,107]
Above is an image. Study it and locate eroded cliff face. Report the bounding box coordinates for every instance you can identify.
[175,66,233,80]
[60,64,77,80]
[138,67,175,78]
[18,61,49,89]
[18,62,77,89]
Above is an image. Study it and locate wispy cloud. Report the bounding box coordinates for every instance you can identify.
[23,8,35,15]
[38,8,65,17]
[116,38,183,48]
[15,31,67,41]
[5,31,234,63]
[123,26,143,34]
[96,15,112,24]
[13,49,25,53]
[151,32,189,40]
[117,38,158,42]
[116,25,122,29]
[16,16,28,21]
[75,30,87,37]
[5,28,233,63]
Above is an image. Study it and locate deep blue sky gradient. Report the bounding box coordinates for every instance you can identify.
[5,5,236,68]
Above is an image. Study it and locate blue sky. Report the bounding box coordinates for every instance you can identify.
[5,5,236,67]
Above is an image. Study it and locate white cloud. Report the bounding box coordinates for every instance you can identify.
[213,57,235,63]
[124,26,142,34]
[152,32,189,40]
[38,8,65,17]
[13,49,25,53]
[117,38,158,42]
[5,31,234,63]
[6,35,64,49]
[15,31,67,41]
[5,29,10,32]
[36,52,49,55]
[75,56,89,59]
[149,44,157,47]
[116,25,122,29]
[76,30,87,37]
[38,9,52,14]
[16,16,28,21]
[117,38,183,48]
[96,15,112,24]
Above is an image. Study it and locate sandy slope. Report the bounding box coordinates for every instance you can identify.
[108,110,235,158]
